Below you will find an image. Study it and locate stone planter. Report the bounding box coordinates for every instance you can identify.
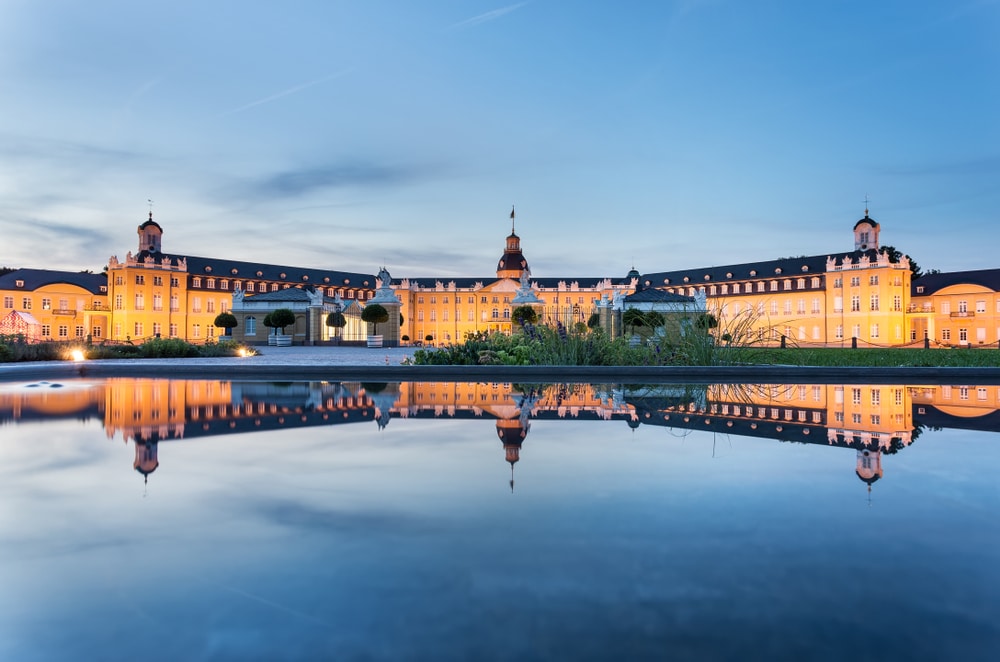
[274,334,292,347]
[366,334,383,348]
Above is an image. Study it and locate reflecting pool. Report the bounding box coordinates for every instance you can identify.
[1,379,999,660]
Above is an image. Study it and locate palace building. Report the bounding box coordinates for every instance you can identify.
[2,206,999,348]
[104,213,376,343]
[641,213,917,347]
[392,208,639,344]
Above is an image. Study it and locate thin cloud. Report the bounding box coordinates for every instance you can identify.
[217,70,352,118]
[446,2,527,31]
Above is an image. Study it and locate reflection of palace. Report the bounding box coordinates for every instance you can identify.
[2,379,997,489]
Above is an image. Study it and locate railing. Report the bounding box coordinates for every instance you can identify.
[52,309,76,316]
[906,304,934,313]
[950,311,975,318]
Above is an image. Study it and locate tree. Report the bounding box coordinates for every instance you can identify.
[694,313,718,331]
[262,313,274,334]
[213,312,238,336]
[587,312,600,329]
[643,311,665,329]
[511,305,538,325]
[269,308,296,334]
[361,303,389,335]
[623,308,646,336]
[326,310,347,339]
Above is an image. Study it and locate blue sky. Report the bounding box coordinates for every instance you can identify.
[1,0,997,278]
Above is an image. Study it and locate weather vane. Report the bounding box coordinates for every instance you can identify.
[863,193,870,216]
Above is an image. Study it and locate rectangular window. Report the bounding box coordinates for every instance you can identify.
[153,323,162,337]
[115,276,123,285]
[153,276,163,286]
[153,294,162,311]
[3,296,12,308]
[834,277,842,288]
[206,279,215,289]
[169,323,178,338]
[41,325,51,337]
[941,301,951,314]
[871,414,881,425]
[192,324,201,338]
[833,296,843,313]
[869,275,879,285]
[134,294,144,310]
[893,295,902,311]
[134,322,143,337]
[135,275,145,285]
[92,326,102,338]
[871,323,879,338]
[22,297,31,309]
[871,390,880,406]
[850,296,860,312]
[207,300,215,313]
[852,388,862,405]
[192,297,202,313]
[870,294,879,311]
[75,326,85,338]
[850,276,860,287]
[976,300,986,313]
[959,328,968,343]
[852,324,861,339]
[942,329,951,341]
[852,413,862,424]
[41,298,52,310]
[170,294,179,312]
[170,277,179,287]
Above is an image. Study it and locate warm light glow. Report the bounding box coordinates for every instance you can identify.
[70,349,85,362]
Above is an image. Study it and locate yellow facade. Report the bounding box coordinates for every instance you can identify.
[0,271,109,341]
[909,281,1000,347]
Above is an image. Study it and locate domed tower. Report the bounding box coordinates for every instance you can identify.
[853,209,880,252]
[138,212,164,254]
[497,206,529,280]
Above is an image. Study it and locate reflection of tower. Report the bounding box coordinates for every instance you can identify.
[497,387,538,492]
[497,418,529,492]
[133,439,159,484]
[855,449,883,495]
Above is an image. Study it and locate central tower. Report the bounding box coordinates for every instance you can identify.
[496,206,529,280]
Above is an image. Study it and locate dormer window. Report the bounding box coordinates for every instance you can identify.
[15,280,23,288]
[204,266,212,273]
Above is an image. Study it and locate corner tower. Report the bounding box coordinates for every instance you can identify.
[497,206,529,280]
[138,212,163,254]
[853,209,880,252]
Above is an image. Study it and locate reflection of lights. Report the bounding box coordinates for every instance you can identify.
[69,349,85,362]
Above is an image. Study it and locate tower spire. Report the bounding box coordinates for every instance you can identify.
[510,205,516,234]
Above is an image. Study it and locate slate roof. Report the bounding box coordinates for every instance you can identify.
[624,287,695,304]
[911,268,1000,296]
[135,250,376,289]
[641,248,891,289]
[396,276,613,290]
[0,269,108,294]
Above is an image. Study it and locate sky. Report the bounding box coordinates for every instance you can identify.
[0,0,998,279]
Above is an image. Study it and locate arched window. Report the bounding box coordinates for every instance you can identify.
[246,316,257,335]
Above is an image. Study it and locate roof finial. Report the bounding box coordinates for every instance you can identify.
[510,205,516,233]
[863,193,870,217]
[147,198,154,221]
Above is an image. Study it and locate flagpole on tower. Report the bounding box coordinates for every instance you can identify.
[510,205,516,233]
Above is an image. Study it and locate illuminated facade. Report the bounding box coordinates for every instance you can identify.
[909,269,1000,347]
[392,211,637,344]
[104,214,376,343]
[641,214,916,347]
[2,208,999,348]
[0,269,109,342]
